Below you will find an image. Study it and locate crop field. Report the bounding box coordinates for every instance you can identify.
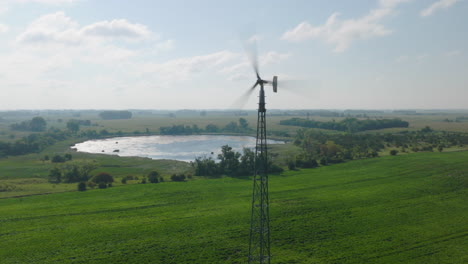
[1,151,467,263]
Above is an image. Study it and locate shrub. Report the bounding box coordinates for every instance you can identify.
[91,172,114,184]
[121,178,127,184]
[98,183,107,189]
[64,154,72,161]
[51,155,66,163]
[269,164,284,174]
[390,150,398,156]
[171,174,186,182]
[147,171,160,183]
[77,182,87,191]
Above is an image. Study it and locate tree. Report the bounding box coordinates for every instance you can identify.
[91,172,114,185]
[64,154,72,161]
[218,145,241,176]
[66,120,80,133]
[171,174,186,182]
[147,171,160,183]
[51,155,66,163]
[239,118,249,130]
[48,167,62,183]
[239,148,255,176]
[99,110,132,120]
[29,117,47,132]
[77,182,87,191]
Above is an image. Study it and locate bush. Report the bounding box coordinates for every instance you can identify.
[269,164,284,174]
[171,174,186,182]
[121,178,127,184]
[77,182,87,191]
[64,154,72,161]
[91,172,114,184]
[51,155,66,163]
[390,150,398,156]
[98,183,107,189]
[147,171,160,183]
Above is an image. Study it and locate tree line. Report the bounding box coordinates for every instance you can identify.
[192,145,283,177]
[10,116,47,132]
[160,118,251,135]
[280,117,409,132]
[290,127,468,169]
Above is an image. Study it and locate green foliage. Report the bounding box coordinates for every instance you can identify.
[194,145,282,177]
[10,116,47,132]
[218,145,241,176]
[77,182,87,191]
[66,120,80,133]
[170,174,186,182]
[51,155,66,163]
[99,110,132,120]
[48,162,98,184]
[48,167,62,183]
[91,172,114,184]
[294,128,468,164]
[147,171,159,183]
[390,149,398,156]
[280,117,409,132]
[160,118,251,135]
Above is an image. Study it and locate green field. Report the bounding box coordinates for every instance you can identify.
[1,151,467,263]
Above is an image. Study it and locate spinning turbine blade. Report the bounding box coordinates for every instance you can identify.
[244,39,260,79]
[230,83,257,109]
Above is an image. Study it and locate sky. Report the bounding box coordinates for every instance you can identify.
[0,0,466,110]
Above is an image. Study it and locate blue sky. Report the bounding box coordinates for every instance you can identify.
[0,0,466,110]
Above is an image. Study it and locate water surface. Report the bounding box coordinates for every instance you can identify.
[71,135,284,162]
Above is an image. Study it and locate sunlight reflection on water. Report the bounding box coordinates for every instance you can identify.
[71,135,284,162]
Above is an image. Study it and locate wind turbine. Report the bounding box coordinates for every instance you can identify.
[243,40,277,264]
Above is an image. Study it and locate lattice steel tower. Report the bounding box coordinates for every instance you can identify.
[248,79,275,264]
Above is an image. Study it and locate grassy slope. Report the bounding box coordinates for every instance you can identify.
[0,152,467,263]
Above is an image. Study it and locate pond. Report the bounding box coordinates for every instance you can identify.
[71,135,284,162]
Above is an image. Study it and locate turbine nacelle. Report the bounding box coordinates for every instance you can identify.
[252,76,278,93]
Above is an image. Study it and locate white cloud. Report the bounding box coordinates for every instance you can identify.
[16,11,152,45]
[0,23,8,33]
[282,0,411,52]
[81,19,151,39]
[420,0,460,17]
[141,50,241,82]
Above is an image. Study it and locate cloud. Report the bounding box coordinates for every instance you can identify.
[420,0,460,17]
[0,23,8,33]
[282,0,410,52]
[16,11,152,45]
[142,50,241,82]
[81,19,151,39]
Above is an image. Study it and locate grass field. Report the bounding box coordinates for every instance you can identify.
[1,151,467,263]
